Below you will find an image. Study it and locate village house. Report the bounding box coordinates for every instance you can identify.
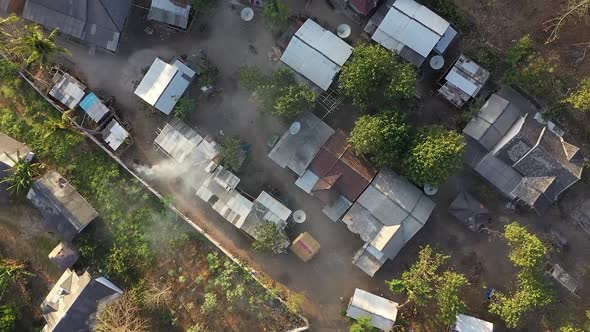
[41,269,123,332]
[148,0,191,30]
[463,87,584,214]
[450,314,494,332]
[346,288,399,331]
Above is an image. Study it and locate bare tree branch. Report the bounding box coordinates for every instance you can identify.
[544,0,590,44]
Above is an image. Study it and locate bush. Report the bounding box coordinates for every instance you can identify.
[273,84,315,120]
[564,77,590,112]
[506,35,534,67]
[263,0,289,29]
[0,305,17,332]
[219,136,243,172]
[173,97,196,121]
[348,110,410,167]
[350,316,378,332]
[238,66,266,91]
[252,222,288,254]
[403,127,465,186]
[201,292,219,314]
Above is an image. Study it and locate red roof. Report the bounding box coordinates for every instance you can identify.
[349,0,379,16]
[309,130,377,203]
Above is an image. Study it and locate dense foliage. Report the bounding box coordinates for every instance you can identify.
[189,0,216,12]
[348,110,410,167]
[252,222,288,254]
[387,246,469,326]
[0,154,43,198]
[0,304,17,332]
[403,127,465,186]
[219,136,243,172]
[339,43,416,110]
[0,259,32,301]
[174,97,196,121]
[564,77,590,112]
[349,316,378,332]
[488,222,553,328]
[263,0,290,29]
[273,84,316,120]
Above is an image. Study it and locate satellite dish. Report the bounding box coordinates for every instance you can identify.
[293,210,307,223]
[337,24,351,39]
[241,7,254,21]
[424,185,438,196]
[289,121,301,135]
[429,55,444,70]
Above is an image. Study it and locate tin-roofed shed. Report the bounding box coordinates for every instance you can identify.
[48,71,86,110]
[101,119,129,151]
[451,314,493,332]
[79,92,109,123]
[346,288,398,331]
[148,0,191,29]
[439,55,490,107]
[27,171,98,241]
[448,191,490,232]
[154,118,204,163]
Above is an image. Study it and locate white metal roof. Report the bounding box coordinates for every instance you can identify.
[148,0,190,29]
[101,120,129,151]
[446,68,478,96]
[256,191,292,223]
[134,58,177,106]
[154,119,203,163]
[393,0,450,35]
[154,71,190,115]
[452,314,493,332]
[376,7,440,58]
[295,19,353,66]
[347,288,398,331]
[49,73,86,109]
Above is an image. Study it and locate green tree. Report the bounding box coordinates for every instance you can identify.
[173,97,196,121]
[252,222,288,254]
[488,222,553,328]
[219,136,243,172]
[0,259,33,301]
[403,127,465,186]
[201,292,219,314]
[189,0,216,12]
[560,325,584,332]
[0,154,44,198]
[350,316,378,332]
[339,43,416,110]
[0,304,17,332]
[348,110,410,166]
[238,66,266,91]
[504,222,548,269]
[273,84,316,120]
[564,77,590,112]
[435,271,470,326]
[506,35,534,67]
[264,0,290,29]
[10,25,69,67]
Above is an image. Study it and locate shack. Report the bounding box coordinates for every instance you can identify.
[101,119,129,151]
[27,171,98,241]
[346,288,399,331]
[439,55,490,107]
[134,58,196,115]
[79,92,110,124]
[148,0,191,29]
[280,19,353,90]
[450,314,494,332]
[364,0,457,66]
[48,70,86,110]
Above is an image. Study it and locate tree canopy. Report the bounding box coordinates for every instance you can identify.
[387,246,469,326]
[348,110,410,167]
[504,222,548,269]
[339,43,416,110]
[0,154,44,199]
[564,77,590,112]
[173,97,196,121]
[349,316,379,332]
[273,84,316,120]
[403,126,465,186]
[252,222,288,254]
[219,136,243,172]
[264,0,290,29]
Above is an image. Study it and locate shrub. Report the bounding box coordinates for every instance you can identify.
[264,0,289,29]
[564,77,590,112]
[252,222,288,254]
[238,66,266,91]
[0,305,17,332]
[273,84,315,120]
[201,292,218,314]
[173,97,196,121]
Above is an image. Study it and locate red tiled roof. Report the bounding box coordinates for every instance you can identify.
[309,130,377,202]
[349,0,378,16]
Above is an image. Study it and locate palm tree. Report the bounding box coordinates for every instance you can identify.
[10,24,69,67]
[43,109,76,139]
[0,152,44,198]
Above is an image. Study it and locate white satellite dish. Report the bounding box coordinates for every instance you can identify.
[429,55,444,70]
[424,185,438,196]
[241,7,254,22]
[337,24,351,39]
[293,210,307,224]
[289,121,301,135]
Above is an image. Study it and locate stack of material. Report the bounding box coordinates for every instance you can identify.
[291,232,320,262]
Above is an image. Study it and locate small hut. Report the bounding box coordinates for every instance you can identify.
[450,314,493,332]
[291,232,320,262]
[346,288,398,331]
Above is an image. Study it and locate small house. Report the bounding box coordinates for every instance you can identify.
[79,92,110,123]
[343,168,435,276]
[27,171,98,241]
[548,264,579,295]
[450,314,493,332]
[280,19,353,90]
[365,0,457,66]
[268,111,335,177]
[297,129,377,221]
[463,87,584,214]
[291,232,320,262]
[101,119,129,151]
[346,288,399,331]
[48,242,79,271]
[22,0,132,52]
[438,54,490,107]
[448,191,490,232]
[48,71,86,110]
[240,191,291,242]
[134,58,196,115]
[41,269,123,332]
[148,0,191,29]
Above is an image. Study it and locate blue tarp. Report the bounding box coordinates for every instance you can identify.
[79,92,109,122]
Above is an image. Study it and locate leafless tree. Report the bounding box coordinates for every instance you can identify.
[544,0,590,43]
[94,294,150,332]
[142,281,172,310]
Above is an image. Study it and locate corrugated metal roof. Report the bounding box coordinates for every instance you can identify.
[49,72,86,109]
[393,0,449,35]
[154,118,203,163]
[346,288,398,331]
[378,7,440,58]
[154,71,190,115]
[295,19,353,67]
[256,191,292,223]
[134,58,178,106]
[453,314,494,332]
[22,0,86,39]
[79,92,109,123]
[148,0,190,29]
[101,119,129,151]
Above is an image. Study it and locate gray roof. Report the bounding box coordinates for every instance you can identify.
[42,269,122,332]
[343,168,435,269]
[154,118,204,163]
[346,288,398,331]
[22,0,132,52]
[48,242,79,270]
[268,111,335,176]
[148,0,191,29]
[48,72,86,110]
[0,131,32,164]
[463,89,584,214]
[0,161,11,205]
[448,192,490,232]
[27,171,98,241]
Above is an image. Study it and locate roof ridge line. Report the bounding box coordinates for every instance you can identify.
[95,0,122,31]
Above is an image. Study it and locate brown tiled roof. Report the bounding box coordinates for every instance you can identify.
[309,130,377,202]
